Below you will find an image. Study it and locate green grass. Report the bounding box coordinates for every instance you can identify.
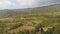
[0,6,60,34]
[0,13,60,34]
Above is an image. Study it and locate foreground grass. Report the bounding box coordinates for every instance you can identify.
[0,13,60,34]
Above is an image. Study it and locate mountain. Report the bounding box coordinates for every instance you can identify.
[0,4,60,34]
[0,4,60,18]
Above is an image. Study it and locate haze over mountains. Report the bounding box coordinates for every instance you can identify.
[0,4,60,18]
[0,0,60,9]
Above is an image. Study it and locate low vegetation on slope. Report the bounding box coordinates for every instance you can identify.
[0,5,60,34]
[0,14,60,34]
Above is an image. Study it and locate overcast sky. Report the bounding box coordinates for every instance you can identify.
[0,0,60,9]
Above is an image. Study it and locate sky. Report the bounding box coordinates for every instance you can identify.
[0,0,60,9]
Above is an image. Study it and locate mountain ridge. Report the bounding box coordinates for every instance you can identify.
[0,4,60,18]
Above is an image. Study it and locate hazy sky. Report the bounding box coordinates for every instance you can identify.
[0,0,60,9]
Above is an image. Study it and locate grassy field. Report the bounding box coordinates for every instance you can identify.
[0,12,60,34]
[0,5,60,34]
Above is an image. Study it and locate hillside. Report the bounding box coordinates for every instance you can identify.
[0,4,60,18]
[0,4,60,34]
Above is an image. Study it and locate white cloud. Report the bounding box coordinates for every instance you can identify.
[0,1,11,7]
[17,0,36,8]
[0,0,15,9]
[16,0,59,8]
[0,0,60,9]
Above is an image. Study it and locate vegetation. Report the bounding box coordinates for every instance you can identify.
[0,5,60,34]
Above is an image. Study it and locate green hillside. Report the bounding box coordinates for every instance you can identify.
[0,4,60,18]
[0,4,60,34]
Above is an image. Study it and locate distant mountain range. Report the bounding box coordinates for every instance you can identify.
[0,4,60,18]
